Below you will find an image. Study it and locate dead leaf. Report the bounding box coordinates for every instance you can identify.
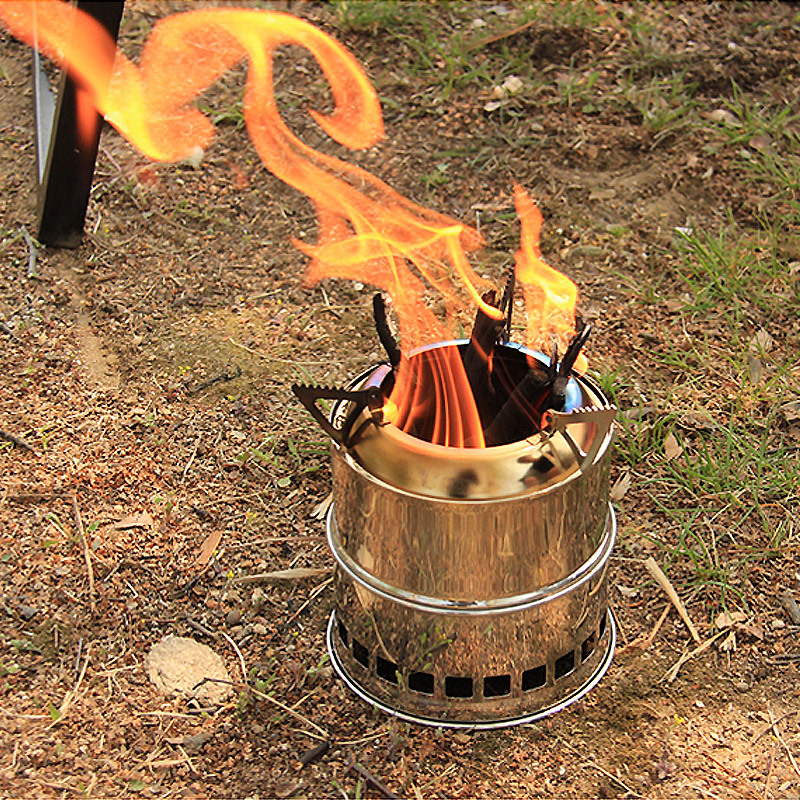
[165,732,213,752]
[747,355,762,386]
[664,433,683,461]
[655,746,677,780]
[749,329,774,354]
[196,530,223,567]
[274,779,301,799]
[114,512,154,530]
[704,108,740,126]
[715,610,748,630]
[610,471,632,501]
[309,493,332,520]
[738,622,764,640]
[781,401,800,422]
[617,584,639,599]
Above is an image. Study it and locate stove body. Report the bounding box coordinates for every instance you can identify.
[324,341,616,728]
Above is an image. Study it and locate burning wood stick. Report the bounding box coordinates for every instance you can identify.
[463,288,504,426]
[483,320,591,446]
[372,293,401,369]
[462,272,514,428]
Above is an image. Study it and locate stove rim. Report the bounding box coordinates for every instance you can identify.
[326,607,617,731]
[333,340,615,504]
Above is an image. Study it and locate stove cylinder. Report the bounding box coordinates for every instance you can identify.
[325,341,616,728]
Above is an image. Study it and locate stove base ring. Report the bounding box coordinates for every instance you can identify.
[326,607,616,730]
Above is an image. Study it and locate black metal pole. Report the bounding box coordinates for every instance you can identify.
[35,2,125,248]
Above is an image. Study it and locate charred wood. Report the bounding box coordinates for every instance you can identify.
[483,321,591,446]
[462,288,504,426]
[372,293,401,369]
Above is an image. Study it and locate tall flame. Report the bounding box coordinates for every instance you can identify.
[0,2,582,445]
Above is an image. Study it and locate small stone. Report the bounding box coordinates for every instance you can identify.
[734,680,750,692]
[226,609,242,627]
[145,635,232,705]
[17,604,38,621]
[771,618,785,630]
[252,623,268,636]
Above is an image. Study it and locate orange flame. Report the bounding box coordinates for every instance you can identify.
[1,2,582,445]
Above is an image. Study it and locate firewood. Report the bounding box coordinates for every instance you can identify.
[372,293,401,368]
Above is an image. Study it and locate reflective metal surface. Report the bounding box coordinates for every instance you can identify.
[325,343,616,726]
[327,607,617,730]
[337,342,615,500]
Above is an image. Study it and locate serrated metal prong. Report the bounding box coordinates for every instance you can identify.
[541,405,616,471]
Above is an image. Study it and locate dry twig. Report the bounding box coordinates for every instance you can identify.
[663,630,727,683]
[344,757,401,800]
[221,630,248,687]
[645,556,700,643]
[72,494,96,613]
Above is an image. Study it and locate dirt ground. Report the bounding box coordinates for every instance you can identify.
[1,2,799,798]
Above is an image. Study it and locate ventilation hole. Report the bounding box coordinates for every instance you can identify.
[445,676,473,698]
[376,656,399,685]
[337,619,349,647]
[522,664,546,691]
[599,611,607,639]
[581,633,596,662]
[483,674,511,697]
[555,650,575,680]
[352,639,369,668]
[408,671,434,695]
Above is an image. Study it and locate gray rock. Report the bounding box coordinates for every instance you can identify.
[145,635,232,705]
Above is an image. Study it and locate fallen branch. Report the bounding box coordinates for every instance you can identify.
[72,494,96,614]
[299,740,330,767]
[0,429,36,452]
[232,567,330,584]
[662,630,727,683]
[644,556,700,643]
[344,757,401,800]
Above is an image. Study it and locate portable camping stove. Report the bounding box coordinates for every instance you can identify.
[296,339,616,729]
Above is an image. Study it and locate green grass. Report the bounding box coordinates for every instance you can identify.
[672,218,798,317]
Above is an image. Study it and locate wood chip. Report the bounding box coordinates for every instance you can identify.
[232,567,330,584]
[196,530,223,567]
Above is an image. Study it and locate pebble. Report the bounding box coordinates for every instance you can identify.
[17,604,38,621]
[226,609,242,627]
[771,618,785,630]
[145,635,232,705]
[252,623,268,636]
[734,680,750,692]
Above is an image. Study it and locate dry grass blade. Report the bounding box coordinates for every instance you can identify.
[232,567,330,584]
[72,494,96,614]
[645,556,701,643]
